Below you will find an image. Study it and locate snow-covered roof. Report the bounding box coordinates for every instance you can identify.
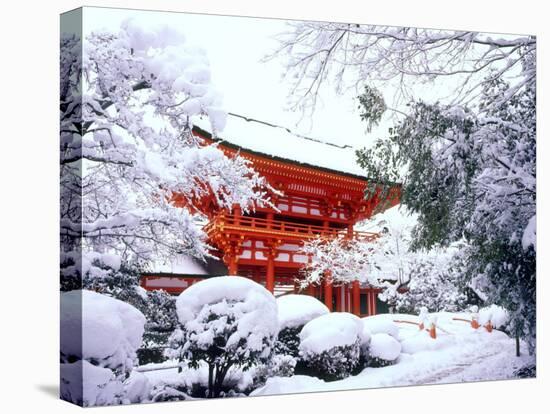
[193,114,369,179]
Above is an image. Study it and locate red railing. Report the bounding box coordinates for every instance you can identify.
[204,213,378,241]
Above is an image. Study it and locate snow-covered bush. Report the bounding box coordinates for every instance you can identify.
[123,371,152,404]
[298,312,363,381]
[275,294,329,357]
[367,333,402,367]
[166,276,278,398]
[269,354,297,378]
[150,363,257,401]
[381,248,469,314]
[60,290,146,406]
[358,320,373,366]
[60,21,274,290]
[246,354,298,392]
[479,304,509,329]
[359,317,401,367]
[60,360,124,407]
[362,316,399,339]
[80,261,178,365]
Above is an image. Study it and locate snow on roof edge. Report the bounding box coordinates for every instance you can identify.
[192,114,375,181]
[194,124,371,181]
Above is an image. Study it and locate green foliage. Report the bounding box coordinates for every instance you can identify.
[274,326,302,358]
[82,264,177,364]
[357,85,387,133]
[367,356,396,368]
[383,248,469,314]
[356,75,536,351]
[297,340,361,381]
[166,300,276,398]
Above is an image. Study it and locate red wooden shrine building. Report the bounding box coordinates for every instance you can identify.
[141,115,401,316]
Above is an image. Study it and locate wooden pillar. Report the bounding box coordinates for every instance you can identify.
[366,290,377,316]
[307,283,316,297]
[228,253,238,276]
[266,255,275,293]
[347,223,354,239]
[322,219,329,236]
[352,280,361,316]
[324,273,333,311]
[335,286,343,312]
[232,204,241,226]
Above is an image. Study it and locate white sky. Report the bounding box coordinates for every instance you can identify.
[80,7,521,153]
[82,7,381,149]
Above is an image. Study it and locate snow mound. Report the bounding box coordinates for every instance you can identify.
[176,276,278,354]
[362,316,399,339]
[61,290,146,371]
[359,323,372,348]
[277,294,329,330]
[479,305,509,328]
[60,360,123,407]
[250,375,326,396]
[299,312,362,354]
[401,333,452,354]
[123,371,152,404]
[369,333,402,361]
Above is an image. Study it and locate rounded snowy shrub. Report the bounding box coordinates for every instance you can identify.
[367,333,402,367]
[60,290,146,406]
[362,316,400,339]
[275,294,329,357]
[61,360,125,407]
[298,312,363,381]
[358,320,373,367]
[479,304,509,329]
[167,276,278,398]
[150,363,258,401]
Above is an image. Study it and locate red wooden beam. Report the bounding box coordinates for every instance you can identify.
[352,281,361,316]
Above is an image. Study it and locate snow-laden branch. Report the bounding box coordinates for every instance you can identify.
[267,22,535,112]
[60,21,275,275]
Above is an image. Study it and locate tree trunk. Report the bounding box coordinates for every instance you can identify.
[516,335,521,357]
[208,364,215,398]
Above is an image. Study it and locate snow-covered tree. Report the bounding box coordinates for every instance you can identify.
[357,78,536,352]
[165,277,278,398]
[380,247,469,314]
[360,208,418,285]
[60,21,274,288]
[268,23,535,114]
[271,23,536,353]
[299,236,379,288]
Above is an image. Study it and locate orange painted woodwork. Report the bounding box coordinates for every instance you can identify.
[324,280,333,311]
[352,281,361,316]
[266,255,275,293]
[429,324,437,339]
[144,125,401,317]
[335,286,343,312]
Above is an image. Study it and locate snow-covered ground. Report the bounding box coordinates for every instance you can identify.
[140,311,534,398]
[252,313,533,396]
